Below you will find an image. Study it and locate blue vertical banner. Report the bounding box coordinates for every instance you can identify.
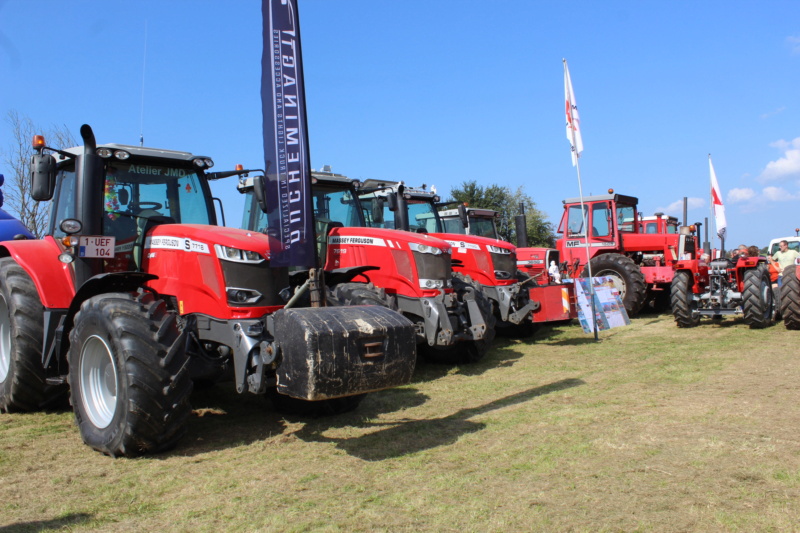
[262,0,315,267]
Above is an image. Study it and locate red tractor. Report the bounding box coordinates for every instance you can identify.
[556,190,699,315]
[437,205,576,325]
[0,126,416,457]
[358,180,575,335]
[671,254,775,328]
[239,170,494,363]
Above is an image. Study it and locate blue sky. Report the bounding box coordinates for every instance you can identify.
[1,0,799,249]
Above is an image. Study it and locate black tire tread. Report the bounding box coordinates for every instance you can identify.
[670,270,700,328]
[0,257,65,413]
[68,292,192,457]
[781,267,800,330]
[742,266,774,329]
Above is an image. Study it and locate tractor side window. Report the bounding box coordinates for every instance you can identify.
[616,205,636,233]
[51,169,77,238]
[565,205,586,236]
[591,203,611,238]
[645,223,657,233]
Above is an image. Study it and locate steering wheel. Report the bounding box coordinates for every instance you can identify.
[130,202,163,211]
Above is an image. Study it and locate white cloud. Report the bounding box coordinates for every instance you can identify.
[788,36,800,55]
[762,186,800,202]
[655,197,704,214]
[728,188,756,203]
[760,106,786,119]
[758,137,800,182]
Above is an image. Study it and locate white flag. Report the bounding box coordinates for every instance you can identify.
[564,59,583,166]
[709,155,727,240]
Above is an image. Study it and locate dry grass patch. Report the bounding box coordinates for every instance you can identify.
[2,312,800,531]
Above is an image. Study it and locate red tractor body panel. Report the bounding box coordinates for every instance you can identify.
[142,224,285,320]
[324,226,451,299]
[0,237,77,309]
[430,233,516,288]
[530,283,576,322]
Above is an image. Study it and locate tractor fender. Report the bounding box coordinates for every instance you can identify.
[325,265,380,286]
[0,237,76,308]
[46,271,159,372]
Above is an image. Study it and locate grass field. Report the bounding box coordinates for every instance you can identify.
[2,311,800,532]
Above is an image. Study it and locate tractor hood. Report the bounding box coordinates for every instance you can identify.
[147,224,279,258]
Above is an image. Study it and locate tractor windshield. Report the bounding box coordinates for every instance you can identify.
[102,162,213,241]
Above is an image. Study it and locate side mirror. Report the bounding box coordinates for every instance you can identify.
[253,173,269,214]
[457,203,468,229]
[30,153,57,201]
[386,194,397,212]
[118,188,129,205]
[371,197,384,224]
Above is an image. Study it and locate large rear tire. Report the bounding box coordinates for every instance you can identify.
[742,265,775,329]
[780,267,800,330]
[68,292,192,457]
[670,270,700,328]
[582,254,646,316]
[0,257,66,413]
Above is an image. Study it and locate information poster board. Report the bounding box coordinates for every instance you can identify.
[573,277,631,334]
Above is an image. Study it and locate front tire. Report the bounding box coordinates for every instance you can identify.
[0,257,65,413]
[670,270,700,328]
[582,254,646,316]
[68,292,192,457]
[781,267,800,330]
[742,265,775,329]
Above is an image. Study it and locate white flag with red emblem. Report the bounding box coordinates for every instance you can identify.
[709,155,727,240]
[564,59,583,166]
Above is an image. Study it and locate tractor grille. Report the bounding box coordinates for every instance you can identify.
[219,260,289,306]
[413,251,451,285]
[491,251,516,280]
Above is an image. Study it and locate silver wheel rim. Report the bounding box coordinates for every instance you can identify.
[79,335,118,429]
[0,294,10,383]
[594,270,626,300]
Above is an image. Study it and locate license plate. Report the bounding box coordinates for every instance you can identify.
[78,236,116,258]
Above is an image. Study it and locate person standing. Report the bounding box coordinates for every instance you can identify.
[770,240,800,280]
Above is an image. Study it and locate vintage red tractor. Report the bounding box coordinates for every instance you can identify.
[671,253,775,328]
[0,126,416,457]
[555,190,699,315]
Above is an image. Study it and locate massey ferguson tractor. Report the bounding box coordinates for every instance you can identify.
[556,190,699,315]
[0,125,416,457]
[671,253,775,328]
[357,180,576,336]
[437,205,575,324]
[238,170,494,363]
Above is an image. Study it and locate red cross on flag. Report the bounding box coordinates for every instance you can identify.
[564,59,583,166]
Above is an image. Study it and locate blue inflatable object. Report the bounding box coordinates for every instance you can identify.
[0,173,35,240]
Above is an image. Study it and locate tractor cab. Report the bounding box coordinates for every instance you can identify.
[42,141,218,274]
[439,207,500,239]
[558,192,638,246]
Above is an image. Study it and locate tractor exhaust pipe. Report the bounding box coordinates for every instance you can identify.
[515,202,528,248]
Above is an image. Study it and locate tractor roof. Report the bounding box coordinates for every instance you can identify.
[562,193,638,205]
[59,143,210,162]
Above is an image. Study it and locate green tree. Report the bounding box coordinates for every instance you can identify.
[448,180,555,247]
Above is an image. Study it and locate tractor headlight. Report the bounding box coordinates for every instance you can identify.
[214,244,265,264]
[487,245,512,254]
[409,242,442,255]
[60,218,82,235]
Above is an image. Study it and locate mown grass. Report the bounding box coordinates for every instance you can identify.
[2,312,800,531]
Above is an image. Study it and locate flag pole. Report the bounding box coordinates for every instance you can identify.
[564,58,598,341]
